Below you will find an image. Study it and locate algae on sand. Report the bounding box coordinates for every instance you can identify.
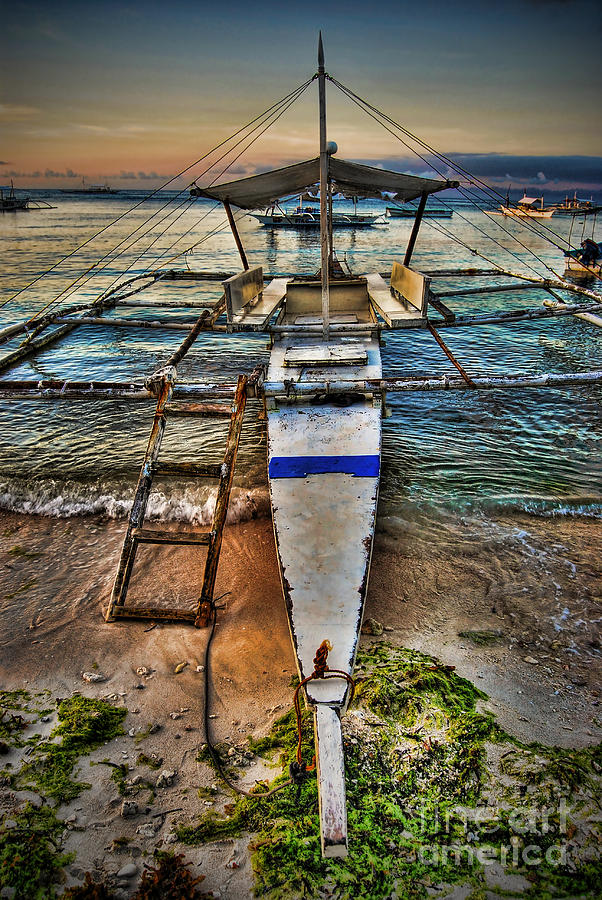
[0,694,127,899]
[178,644,601,899]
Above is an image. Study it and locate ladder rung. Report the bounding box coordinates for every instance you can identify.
[154,461,223,478]
[132,527,212,546]
[112,606,197,622]
[166,402,232,418]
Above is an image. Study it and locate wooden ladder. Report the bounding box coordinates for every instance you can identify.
[105,369,248,628]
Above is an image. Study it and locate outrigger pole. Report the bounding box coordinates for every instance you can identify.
[318,32,330,339]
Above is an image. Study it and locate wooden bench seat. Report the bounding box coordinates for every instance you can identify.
[364,272,426,328]
[223,267,288,331]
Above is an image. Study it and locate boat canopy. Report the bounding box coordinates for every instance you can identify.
[192,157,458,209]
[518,197,540,206]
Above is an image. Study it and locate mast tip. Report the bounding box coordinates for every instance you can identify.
[318,32,324,68]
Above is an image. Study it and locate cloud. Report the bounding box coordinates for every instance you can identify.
[44,168,80,179]
[0,103,39,122]
[137,171,173,180]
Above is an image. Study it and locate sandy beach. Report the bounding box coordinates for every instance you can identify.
[0,506,599,896]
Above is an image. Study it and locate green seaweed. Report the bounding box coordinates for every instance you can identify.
[7,544,44,559]
[458,629,504,646]
[17,695,127,802]
[177,644,601,899]
[0,803,74,900]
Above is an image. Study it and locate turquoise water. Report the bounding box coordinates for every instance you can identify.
[0,192,600,522]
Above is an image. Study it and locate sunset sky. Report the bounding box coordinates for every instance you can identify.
[2,0,601,193]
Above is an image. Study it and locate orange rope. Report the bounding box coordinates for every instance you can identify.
[292,640,355,770]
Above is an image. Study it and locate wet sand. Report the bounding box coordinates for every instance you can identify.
[0,508,600,895]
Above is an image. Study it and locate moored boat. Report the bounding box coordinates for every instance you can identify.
[492,193,554,218]
[550,192,602,216]
[0,182,30,211]
[60,177,119,194]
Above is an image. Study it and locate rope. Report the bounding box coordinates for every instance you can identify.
[1,76,314,314]
[292,640,355,772]
[82,77,313,302]
[201,593,293,799]
[328,74,580,272]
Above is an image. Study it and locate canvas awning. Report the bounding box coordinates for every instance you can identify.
[191,157,458,209]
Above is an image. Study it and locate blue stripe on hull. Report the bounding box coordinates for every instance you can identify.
[268,454,380,478]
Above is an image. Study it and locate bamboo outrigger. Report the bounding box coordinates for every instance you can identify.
[0,36,601,858]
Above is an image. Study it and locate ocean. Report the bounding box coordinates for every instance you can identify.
[0,191,600,529]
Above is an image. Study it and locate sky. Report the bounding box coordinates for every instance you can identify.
[1,0,601,194]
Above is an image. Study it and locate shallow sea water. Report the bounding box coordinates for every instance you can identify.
[0,191,600,526]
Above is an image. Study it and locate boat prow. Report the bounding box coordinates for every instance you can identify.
[264,278,382,855]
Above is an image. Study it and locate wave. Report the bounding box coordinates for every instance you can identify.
[0,475,600,526]
[0,477,271,524]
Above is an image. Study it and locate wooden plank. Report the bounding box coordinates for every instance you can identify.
[165,402,232,418]
[315,705,348,857]
[112,607,196,622]
[283,344,367,367]
[132,527,212,546]
[364,272,425,328]
[222,266,263,321]
[154,461,223,477]
[391,262,430,315]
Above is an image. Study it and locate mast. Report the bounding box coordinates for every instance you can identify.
[318,32,330,339]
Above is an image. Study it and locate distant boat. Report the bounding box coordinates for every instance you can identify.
[0,182,30,211]
[61,178,119,195]
[251,205,383,228]
[549,193,602,217]
[386,204,453,219]
[492,193,554,219]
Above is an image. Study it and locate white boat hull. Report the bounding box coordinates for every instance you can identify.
[266,329,382,854]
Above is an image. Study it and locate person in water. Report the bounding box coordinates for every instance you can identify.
[579,238,600,267]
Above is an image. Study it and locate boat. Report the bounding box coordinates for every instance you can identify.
[1,36,601,861]
[564,243,602,277]
[250,204,383,228]
[550,192,602,216]
[190,184,385,228]
[386,204,453,218]
[60,178,119,194]
[0,181,30,211]
[492,192,554,218]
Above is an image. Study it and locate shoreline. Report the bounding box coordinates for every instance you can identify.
[1,506,600,896]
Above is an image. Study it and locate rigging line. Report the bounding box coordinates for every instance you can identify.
[137,81,313,277]
[426,186,562,280]
[24,80,313,319]
[0,76,315,312]
[88,200,204,305]
[329,75,509,205]
[405,211,507,271]
[327,77,448,179]
[329,76,558,275]
[451,179,572,255]
[49,195,199,315]
[144,84,313,273]
[453,185,565,279]
[20,189,195,327]
[329,75,575,252]
[156,206,250,272]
